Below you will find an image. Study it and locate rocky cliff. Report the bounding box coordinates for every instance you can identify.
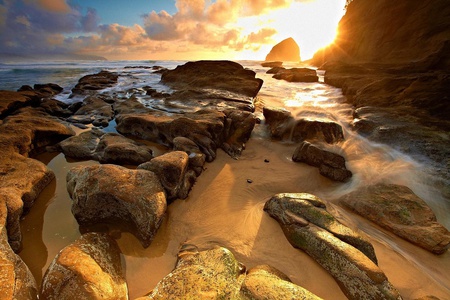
[312,0,450,69]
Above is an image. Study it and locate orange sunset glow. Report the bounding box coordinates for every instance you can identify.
[0,0,346,61]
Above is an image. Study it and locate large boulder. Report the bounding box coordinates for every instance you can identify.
[264,193,401,300]
[292,141,352,182]
[0,200,38,299]
[241,265,322,300]
[265,37,301,62]
[339,183,450,254]
[40,232,128,300]
[136,245,321,300]
[138,151,196,201]
[66,164,167,248]
[138,245,245,299]
[0,90,40,118]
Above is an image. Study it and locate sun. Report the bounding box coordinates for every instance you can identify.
[234,0,346,61]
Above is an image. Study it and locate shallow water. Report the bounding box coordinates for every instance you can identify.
[14,60,450,299]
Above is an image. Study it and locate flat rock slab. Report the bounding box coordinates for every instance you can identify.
[264,193,401,300]
[161,60,263,99]
[66,164,167,248]
[71,70,119,96]
[272,68,319,83]
[0,107,75,156]
[339,183,450,254]
[0,90,40,118]
[40,232,128,300]
[59,128,153,165]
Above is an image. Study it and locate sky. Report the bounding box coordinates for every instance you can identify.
[0,0,346,61]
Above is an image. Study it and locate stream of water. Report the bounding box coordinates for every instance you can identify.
[2,60,447,299]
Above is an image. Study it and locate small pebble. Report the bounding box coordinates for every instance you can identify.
[264,159,270,163]
[247,179,253,183]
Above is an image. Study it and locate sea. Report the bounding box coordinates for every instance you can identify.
[1,60,449,299]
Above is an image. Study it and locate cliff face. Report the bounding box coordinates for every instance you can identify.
[265,38,301,62]
[313,0,450,69]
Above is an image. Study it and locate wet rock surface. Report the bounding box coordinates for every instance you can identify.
[136,245,322,300]
[264,193,401,300]
[272,67,319,83]
[263,106,344,143]
[70,70,119,96]
[339,183,450,254]
[59,128,154,165]
[293,141,352,182]
[40,232,127,300]
[0,201,38,300]
[66,164,167,248]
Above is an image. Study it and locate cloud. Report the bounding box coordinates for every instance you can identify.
[35,0,71,13]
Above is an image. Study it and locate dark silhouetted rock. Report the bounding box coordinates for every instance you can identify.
[292,119,344,144]
[66,164,167,248]
[40,232,127,300]
[138,151,195,200]
[339,183,450,254]
[293,141,352,182]
[272,68,318,83]
[263,106,294,140]
[261,61,283,68]
[265,193,402,300]
[266,37,301,62]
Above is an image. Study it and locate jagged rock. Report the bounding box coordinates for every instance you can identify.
[264,193,401,300]
[0,200,38,299]
[66,164,166,248]
[172,137,206,176]
[0,153,55,252]
[71,70,119,96]
[68,95,114,126]
[292,141,352,182]
[241,265,322,300]
[272,68,319,83]
[222,109,256,159]
[138,151,195,200]
[263,106,294,140]
[265,37,301,62]
[339,183,450,254]
[0,106,75,156]
[261,61,283,68]
[40,232,127,300]
[137,245,245,299]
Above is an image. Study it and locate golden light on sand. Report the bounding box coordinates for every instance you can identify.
[236,0,346,61]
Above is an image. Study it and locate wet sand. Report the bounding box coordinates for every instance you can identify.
[19,132,450,299]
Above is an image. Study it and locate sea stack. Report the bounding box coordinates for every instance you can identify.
[265,37,300,62]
